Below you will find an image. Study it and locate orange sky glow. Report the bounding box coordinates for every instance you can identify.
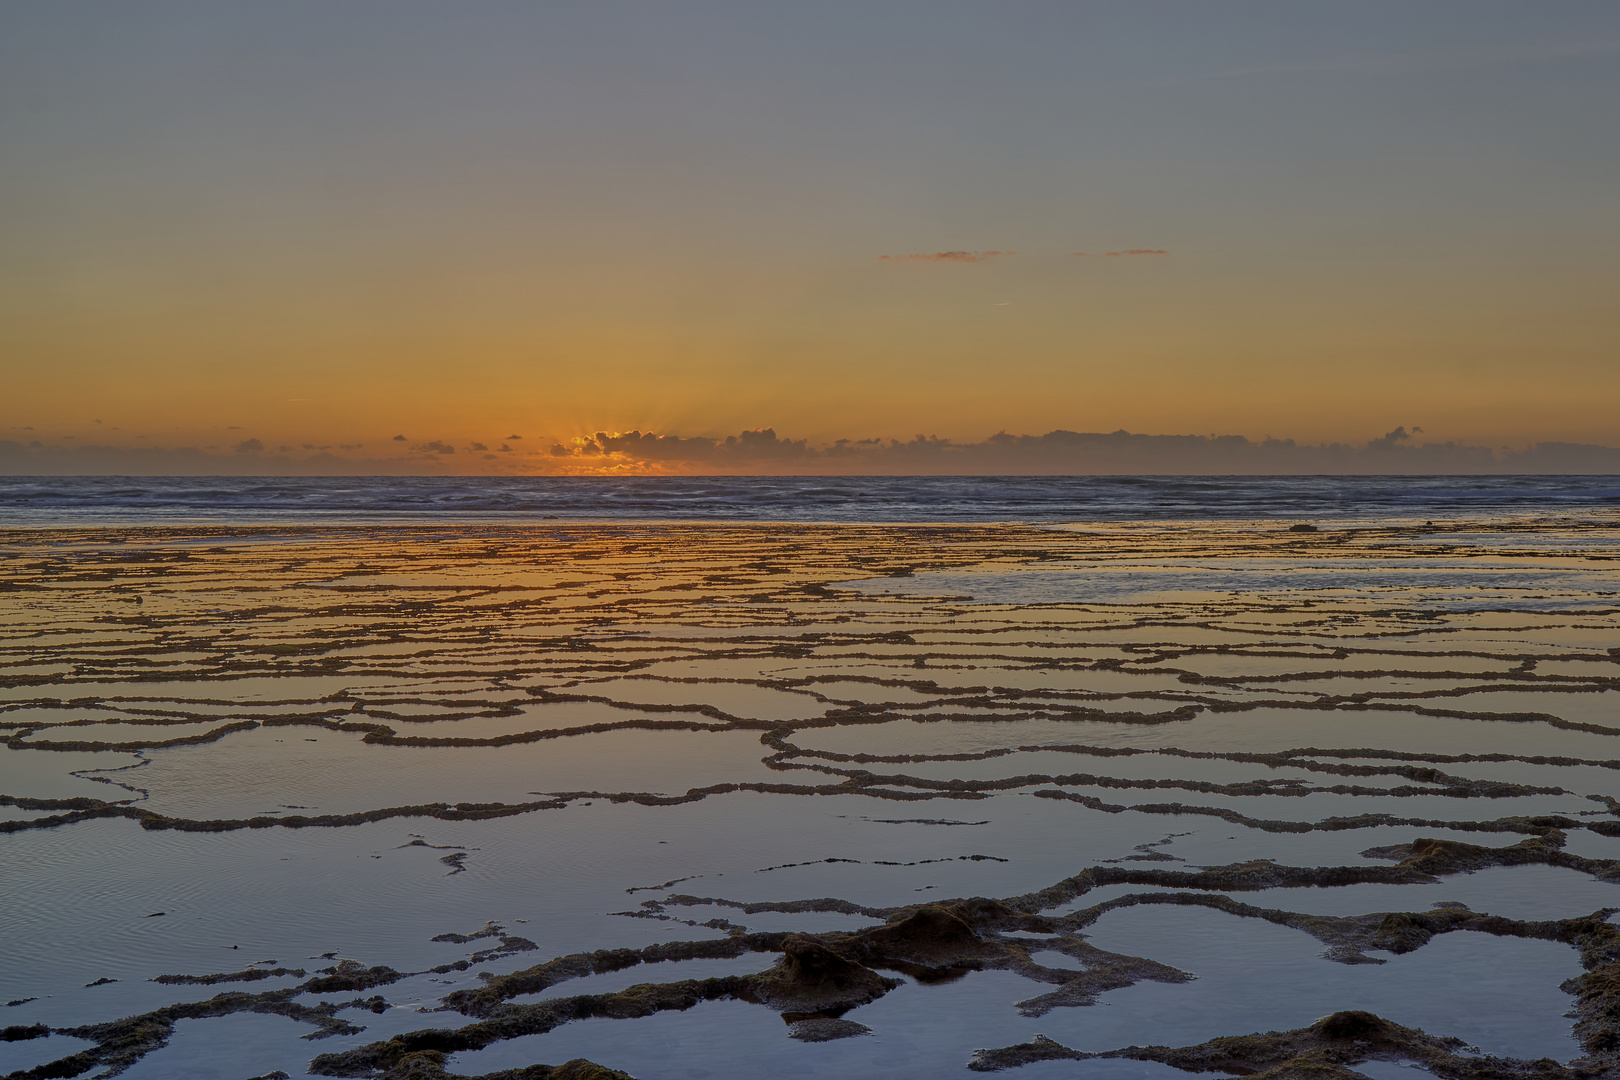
[4,3,1617,475]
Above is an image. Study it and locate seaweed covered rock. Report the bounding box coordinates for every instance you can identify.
[547,1062,639,1080]
[1370,913,1434,955]
[861,906,979,958]
[306,960,406,995]
[966,1009,1597,1078]
[745,934,898,1011]
[850,900,1011,971]
[363,1051,635,1080]
[1315,1009,1390,1040]
[786,1017,873,1042]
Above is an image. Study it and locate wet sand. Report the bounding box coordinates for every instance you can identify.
[3,518,1619,1079]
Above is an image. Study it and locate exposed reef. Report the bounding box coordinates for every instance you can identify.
[968,1010,1579,1077]
[4,519,1620,1079]
[296,837,1620,1078]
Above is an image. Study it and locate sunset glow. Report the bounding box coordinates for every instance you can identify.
[4,2,1617,474]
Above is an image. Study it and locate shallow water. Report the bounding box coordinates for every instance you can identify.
[1070,909,1580,1060]
[3,516,1620,1079]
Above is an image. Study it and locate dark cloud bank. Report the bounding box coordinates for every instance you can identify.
[7,427,1618,476]
[548,426,1620,475]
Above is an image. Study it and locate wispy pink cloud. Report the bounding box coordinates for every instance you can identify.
[878,250,1010,263]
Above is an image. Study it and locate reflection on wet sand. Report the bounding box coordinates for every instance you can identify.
[2,519,1619,1079]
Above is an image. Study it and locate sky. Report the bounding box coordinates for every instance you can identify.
[3,1,1618,474]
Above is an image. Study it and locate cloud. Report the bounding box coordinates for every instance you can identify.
[233,438,264,454]
[392,434,407,441]
[548,428,813,464]
[7,427,1620,478]
[878,250,1010,263]
[528,426,1620,476]
[1365,425,1423,450]
[580,431,718,461]
[720,428,811,460]
[1073,249,1169,257]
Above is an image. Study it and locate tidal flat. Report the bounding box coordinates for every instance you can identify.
[3,518,1620,1080]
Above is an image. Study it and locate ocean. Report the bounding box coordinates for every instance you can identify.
[1,473,1616,526]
